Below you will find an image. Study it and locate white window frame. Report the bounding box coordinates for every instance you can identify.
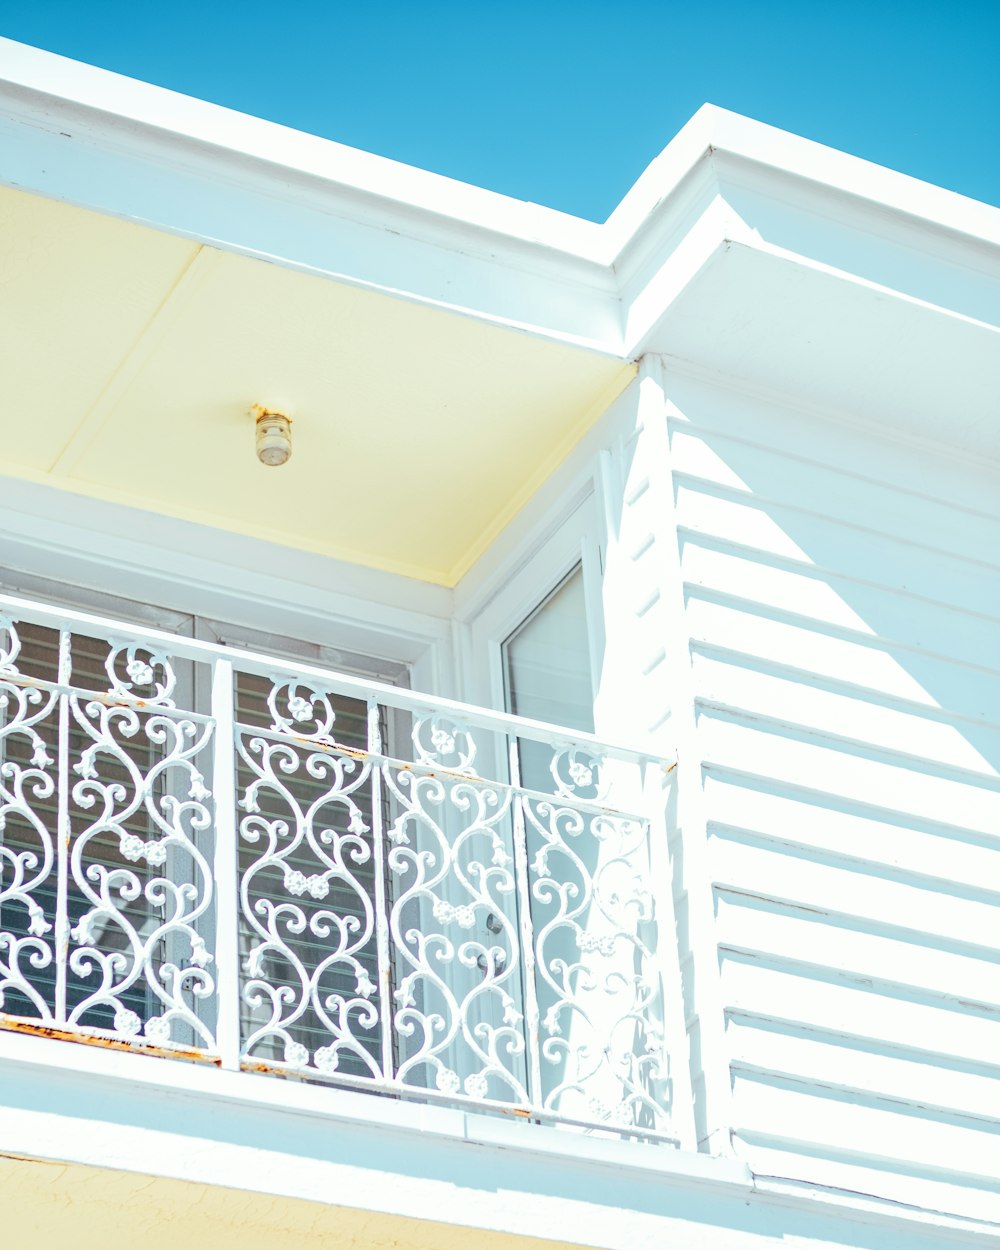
[0,480,454,697]
[456,481,606,723]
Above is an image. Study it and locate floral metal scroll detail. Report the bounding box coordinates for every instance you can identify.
[0,616,25,676]
[0,620,58,1020]
[384,766,526,1103]
[236,726,380,1076]
[1,624,216,1048]
[266,680,338,742]
[522,796,669,1132]
[68,693,216,1047]
[411,713,478,774]
[104,641,178,707]
[548,745,605,802]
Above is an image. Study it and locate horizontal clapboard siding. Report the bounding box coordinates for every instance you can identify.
[665,372,1000,1222]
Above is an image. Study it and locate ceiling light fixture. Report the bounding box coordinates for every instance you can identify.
[251,404,292,467]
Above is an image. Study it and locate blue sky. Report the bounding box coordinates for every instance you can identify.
[2,1,998,221]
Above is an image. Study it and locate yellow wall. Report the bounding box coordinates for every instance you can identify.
[1,1155,584,1250]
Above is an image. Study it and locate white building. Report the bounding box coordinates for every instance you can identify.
[1,35,999,1250]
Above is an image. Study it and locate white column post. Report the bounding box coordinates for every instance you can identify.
[53,629,71,1027]
[635,352,734,1154]
[367,696,395,1085]
[508,740,543,1111]
[211,657,241,1071]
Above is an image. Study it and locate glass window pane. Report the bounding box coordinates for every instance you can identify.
[503,567,593,795]
[503,566,594,734]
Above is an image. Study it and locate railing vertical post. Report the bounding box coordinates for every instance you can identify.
[367,696,395,1085]
[644,759,697,1150]
[509,740,543,1111]
[211,657,242,1071]
[53,629,71,1026]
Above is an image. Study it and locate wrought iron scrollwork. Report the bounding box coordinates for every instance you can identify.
[0,602,678,1143]
[236,716,381,1077]
[384,765,526,1102]
[68,694,215,1045]
[0,619,58,1020]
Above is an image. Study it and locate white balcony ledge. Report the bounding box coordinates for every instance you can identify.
[0,1027,730,1184]
[2,1027,995,1250]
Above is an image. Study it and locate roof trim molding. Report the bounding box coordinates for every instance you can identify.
[0,37,998,363]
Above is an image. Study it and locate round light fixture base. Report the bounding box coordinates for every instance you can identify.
[251,405,292,467]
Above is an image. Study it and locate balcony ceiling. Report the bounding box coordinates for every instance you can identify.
[0,185,632,586]
[2,40,998,591]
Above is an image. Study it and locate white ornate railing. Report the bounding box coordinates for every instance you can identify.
[0,591,679,1142]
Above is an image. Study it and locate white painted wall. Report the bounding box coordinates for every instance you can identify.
[3,38,1000,1238]
[4,348,1000,1236]
[648,363,1000,1223]
[456,351,1000,1229]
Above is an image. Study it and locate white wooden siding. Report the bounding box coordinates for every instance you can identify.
[662,368,1000,1221]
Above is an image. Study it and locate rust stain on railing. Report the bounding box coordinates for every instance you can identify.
[0,671,156,712]
[284,734,369,760]
[240,1058,313,1081]
[0,1015,220,1065]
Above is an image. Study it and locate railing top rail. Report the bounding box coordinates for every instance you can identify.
[0,589,674,768]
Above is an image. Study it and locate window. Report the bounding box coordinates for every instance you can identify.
[502,564,594,793]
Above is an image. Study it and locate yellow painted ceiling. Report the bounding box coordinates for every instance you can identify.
[0,186,632,585]
[0,1155,585,1250]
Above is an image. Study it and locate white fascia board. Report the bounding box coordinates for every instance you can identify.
[605,103,1000,265]
[0,38,603,255]
[606,112,1000,365]
[704,105,1000,251]
[2,39,999,363]
[0,37,622,354]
